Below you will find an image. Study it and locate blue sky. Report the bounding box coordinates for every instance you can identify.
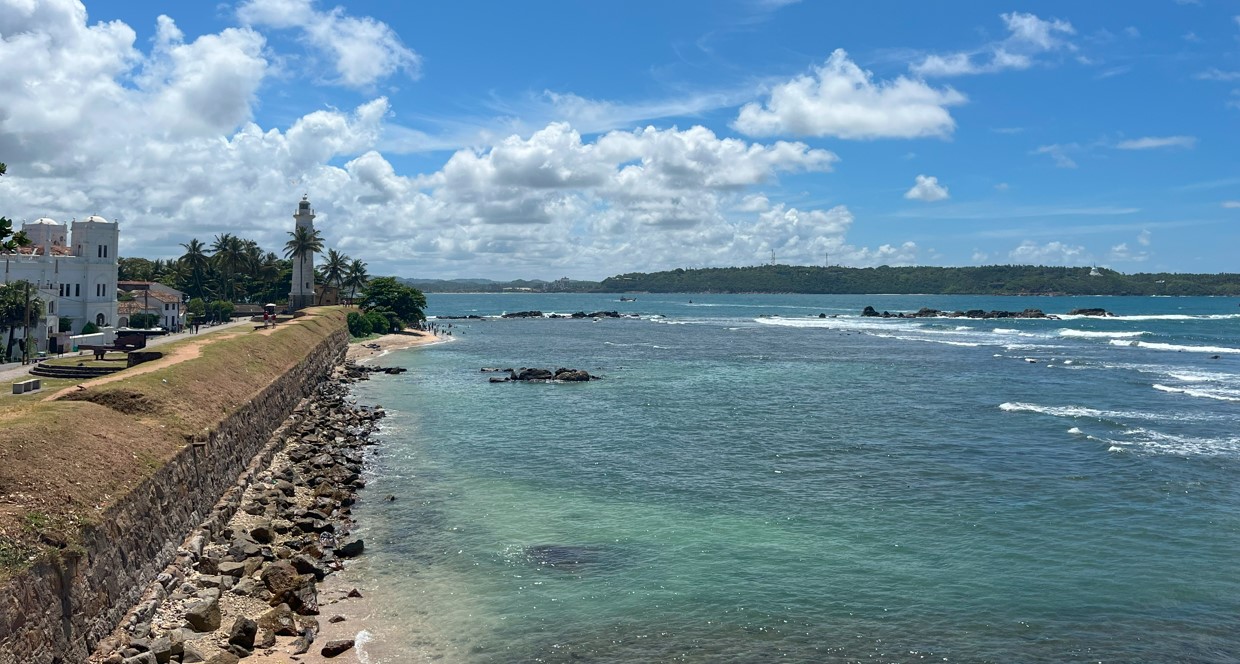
[0,0,1236,278]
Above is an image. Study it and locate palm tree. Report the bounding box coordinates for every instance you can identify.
[318,248,349,304]
[0,281,43,362]
[284,226,324,306]
[211,234,247,301]
[343,259,369,306]
[179,238,210,298]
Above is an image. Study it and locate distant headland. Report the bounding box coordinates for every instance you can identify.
[399,265,1240,297]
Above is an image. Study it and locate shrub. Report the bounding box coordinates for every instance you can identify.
[128,313,159,329]
[365,310,392,334]
[347,311,372,338]
[81,322,99,335]
[58,318,72,333]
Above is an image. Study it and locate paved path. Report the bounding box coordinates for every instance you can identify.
[0,319,254,385]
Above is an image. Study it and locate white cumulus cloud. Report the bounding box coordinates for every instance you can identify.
[237,0,420,88]
[0,1,924,279]
[733,49,966,139]
[1008,240,1090,265]
[904,174,949,202]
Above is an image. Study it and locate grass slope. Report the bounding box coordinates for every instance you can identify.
[0,308,346,577]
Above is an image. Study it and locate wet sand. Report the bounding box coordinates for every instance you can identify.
[346,328,452,364]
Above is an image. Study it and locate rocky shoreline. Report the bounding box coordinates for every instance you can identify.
[93,360,403,664]
[859,306,1114,319]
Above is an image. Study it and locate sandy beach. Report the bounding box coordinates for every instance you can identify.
[346,328,451,364]
[237,330,449,663]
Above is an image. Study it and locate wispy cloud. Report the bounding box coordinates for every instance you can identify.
[1033,143,1079,168]
[1115,135,1196,150]
[911,12,1075,77]
[892,202,1140,222]
[1194,68,1240,81]
[1223,200,1240,209]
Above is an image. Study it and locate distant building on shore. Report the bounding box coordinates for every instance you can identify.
[289,196,317,312]
[117,281,185,330]
[1,215,119,352]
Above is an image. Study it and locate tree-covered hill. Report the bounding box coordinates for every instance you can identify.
[595,265,1240,296]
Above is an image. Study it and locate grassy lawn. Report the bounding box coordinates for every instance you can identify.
[0,307,346,580]
[41,352,130,368]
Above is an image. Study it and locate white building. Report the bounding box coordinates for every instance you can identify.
[117,281,184,331]
[288,196,317,312]
[1,216,119,354]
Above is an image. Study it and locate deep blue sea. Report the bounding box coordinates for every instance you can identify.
[343,294,1240,663]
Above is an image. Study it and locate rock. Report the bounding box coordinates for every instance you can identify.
[148,635,172,664]
[346,588,363,598]
[291,626,317,655]
[225,644,251,659]
[105,654,124,664]
[1068,308,1112,316]
[204,653,239,664]
[258,603,299,636]
[554,369,591,382]
[256,629,277,649]
[321,639,356,657]
[261,562,319,614]
[328,614,346,623]
[180,643,208,663]
[501,310,544,318]
[231,577,258,596]
[861,305,879,317]
[122,654,157,664]
[336,539,364,558]
[216,561,247,577]
[516,368,554,381]
[184,597,221,632]
[291,553,329,580]
[250,521,275,544]
[227,616,257,650]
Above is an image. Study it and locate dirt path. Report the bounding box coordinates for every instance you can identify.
[43,332,242,401]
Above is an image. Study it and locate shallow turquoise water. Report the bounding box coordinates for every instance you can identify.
[346,294,1240,663]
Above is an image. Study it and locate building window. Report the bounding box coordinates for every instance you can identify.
[75,284,80,297]
[96,313,105,327]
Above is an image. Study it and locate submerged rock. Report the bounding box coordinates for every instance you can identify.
[525,544,604,569]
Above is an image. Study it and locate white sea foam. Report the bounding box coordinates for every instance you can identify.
[998,401,1224,422]
[1058,329,1146,339]
[354,630,375,664]
[1117,428,1240,457]
[1152,384,1240,403]
[1109,340,1240,354]
[1108,445,1125,453]
[1059,313,1240,321]
[1068,427,1083,435]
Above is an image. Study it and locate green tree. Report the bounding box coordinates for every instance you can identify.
[0,162,32,253]
[179,238,211,298]
[359,277,426,329]
[343,259,369,305]
[318,248,349,303]
[346,311,373,337]
[128,312,160,329]
[283,225,324,263]
[0,281,43,361]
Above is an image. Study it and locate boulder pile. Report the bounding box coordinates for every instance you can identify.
[98,364,387,662]
[861,306,1057,320]
[483,367,598,382]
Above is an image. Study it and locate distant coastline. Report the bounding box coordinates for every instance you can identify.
[399,264,1240,297]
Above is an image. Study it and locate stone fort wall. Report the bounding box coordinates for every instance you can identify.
[0,323,348,663]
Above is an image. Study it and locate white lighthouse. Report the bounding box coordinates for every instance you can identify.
[289,196,317,311]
